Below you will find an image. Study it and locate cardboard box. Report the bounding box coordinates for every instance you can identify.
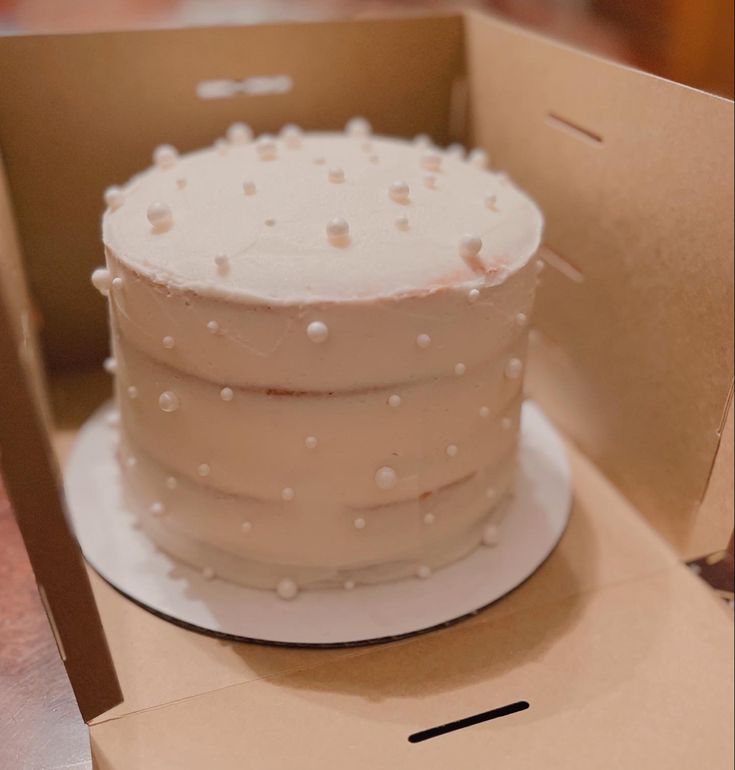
[0,11,732,768]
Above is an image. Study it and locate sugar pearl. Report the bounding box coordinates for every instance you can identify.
[162,336,175,349]
[389,180,410,203]
[345,117,371,137]
[421,151,442,171]
[214,138,228,154]
[343,579,356,591]
[256,135,277,160]
[375,466,398,490]
[149,501,165,516]
[220,387,234,402]
[485,194,498,211]
[388,394,401,408]
[423,512,435,525]
[125,456,137,469]
[227,122,253,144]
[468,288,480,303]
[305,435,318,450]
[446,444,459,457]
[165,476,178,490]
[326,217,349,245]
[505,358,523,379]
[354,517,366,530]
[147,201,173,231]
[536,259,545,274]
[416,333,431,349]
[241,521,252,534]
[105,411,120,428]
[516,312,528,327]
[206,320,220,334]
[306,320,329,343]
[91,268,112,295]
[111,277,124,291]
[281,123,302,148]
[447,143,465,158]
[202,566,216,580]
[413,133,431,148]
[104,186,124,210]
[214,254,230,274]
[482,523,500,546]
[153,144,178,169]
[468,147,488,168]
[281,487,295,502]
[454,363,466,376]
[459,234,484,273]
[276,578,299,600]
[158,390,180,413]
[103,356,117,374]
[479,406,490,418]
[417,565,432,579]
[328,167,345,183]
[395,215,409,231]
[197,463,210,477]
[242,180,256,195]
[127,386,138,399]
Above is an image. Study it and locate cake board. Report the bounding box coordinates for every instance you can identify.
[64,400,571,646]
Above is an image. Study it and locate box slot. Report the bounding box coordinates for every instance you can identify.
[546,112,604,145]
[408,700,530,743]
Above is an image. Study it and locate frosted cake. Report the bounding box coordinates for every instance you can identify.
[92,119,543,600]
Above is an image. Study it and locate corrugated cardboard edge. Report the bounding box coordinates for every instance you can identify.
[463,9,734,557]
[0,153,123,722]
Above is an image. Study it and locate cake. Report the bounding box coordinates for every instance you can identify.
[92,119,543,600]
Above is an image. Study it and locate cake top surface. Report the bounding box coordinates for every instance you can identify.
[102,123,543,303]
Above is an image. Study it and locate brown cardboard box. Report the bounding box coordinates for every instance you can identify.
[0,11,732,768]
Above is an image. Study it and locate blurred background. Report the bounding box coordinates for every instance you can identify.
[0,0,732,98]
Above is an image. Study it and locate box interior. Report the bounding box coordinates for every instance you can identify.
[0,11,732,766]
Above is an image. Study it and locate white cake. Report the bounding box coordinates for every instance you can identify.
[93,120,543,599]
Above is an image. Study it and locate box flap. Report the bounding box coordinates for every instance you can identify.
[464,11,734,555]
[0,157,122,721]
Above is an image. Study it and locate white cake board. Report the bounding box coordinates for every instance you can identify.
[65,400,571,647]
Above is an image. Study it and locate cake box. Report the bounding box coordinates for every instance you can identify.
[0,10,732,769]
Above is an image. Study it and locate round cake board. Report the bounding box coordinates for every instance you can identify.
[65,400,571,647]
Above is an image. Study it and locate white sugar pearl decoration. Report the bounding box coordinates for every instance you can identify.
[388,394,401,408]
[220,387,234,402]
[202,566,216,580]
[354,517,366,530]
[105,411,120,428]
[158,390,180,413]
[125,455,137,469]
[468,288,480,303]
[446,444,459,457]
[306,320,329,343]
[241,521,252,534]
[423,512,435,525]
[214,254,230,274]
[242,180,256,195]
[214,138,228,154]
[147,201,173,231]
[482,523,500,546]
[165,476,178,490]
[162,336,175,349]
[153,144,178,169]
[281,487,295,502]
[395,215,409,231]
[197,463,210,477]
[305,435,318,450]
[104,186,124,210]
[328,167,345,183]
[485,194,498,211]
[281,123,302,148]
[423,173,437,188]
[343,579,356,591]
[505,357,523,379]
[447,143,465,158]
[375,466,397,490]
[416,333,431,349]
[149,501,165,516]
[421,150,442,171]
[127,386,138,399]
[536,259,545,274]
[345,117,371,137]
[389,180,410,203]
[227,122,253,144]
[417,565,432,579]
[501,416,513,431]
[454,363,466,376]
[468,147,488,168]
[256,135,277,160]
[111,277,124,291]
[459,234,485,273]
[413,133,431,148]
[91,268,112,295]
[206,320,220,334]
[326,217,349,245]
[516,312,528,327]
[103,356,117,374]
[276,578,299,600]
[479,406,490,418]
